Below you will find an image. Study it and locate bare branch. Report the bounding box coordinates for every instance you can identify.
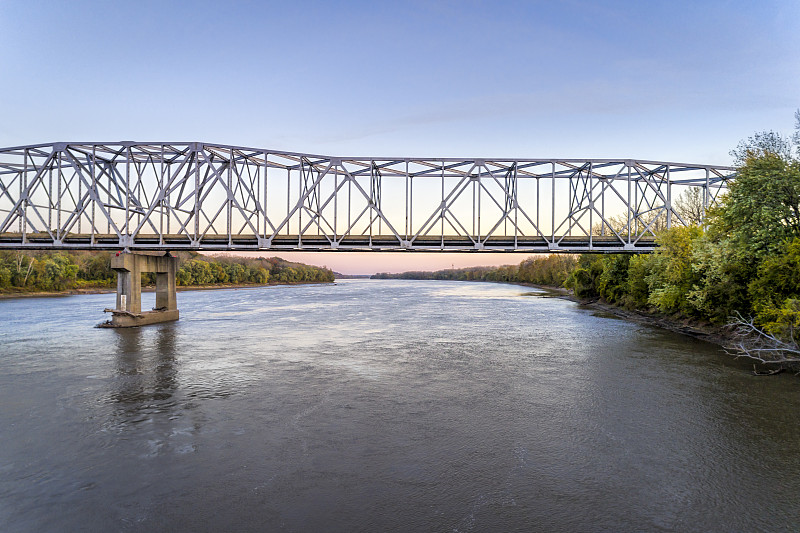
[725,312,800,365]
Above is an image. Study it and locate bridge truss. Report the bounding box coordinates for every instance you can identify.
[0,142,734,253]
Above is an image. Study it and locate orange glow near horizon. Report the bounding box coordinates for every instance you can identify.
[207,251,538,276]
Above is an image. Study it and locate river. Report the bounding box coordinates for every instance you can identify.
[1,279,798,532]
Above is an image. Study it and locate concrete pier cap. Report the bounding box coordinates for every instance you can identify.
[102,251,179,327]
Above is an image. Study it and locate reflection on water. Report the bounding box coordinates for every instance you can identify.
[1,280,799,532]
[109,326,178,416]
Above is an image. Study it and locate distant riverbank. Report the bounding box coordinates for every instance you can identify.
[0,250,335,300]
[0,280,334,300]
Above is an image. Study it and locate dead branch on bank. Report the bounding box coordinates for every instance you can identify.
[725,313,800,366]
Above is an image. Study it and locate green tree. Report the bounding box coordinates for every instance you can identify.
[596,254,630,304]
[714,143,800,261]
[251,267,269,284]
[644,225,702,314]
[564,255,604,298]
[210,262,229,283]
[80,252,114,282]
[686,236,751,323]
[625,254,653,308]
[176,265,193,286]
[188,260,213,285]
[226,263,247,284]
[748,238,800,336]
[0,265,11,288]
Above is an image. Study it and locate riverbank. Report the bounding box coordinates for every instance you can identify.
[0,280,334,300]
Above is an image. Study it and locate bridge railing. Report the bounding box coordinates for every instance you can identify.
[0,142,734,252]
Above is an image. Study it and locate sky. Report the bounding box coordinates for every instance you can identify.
[1,0,798,274]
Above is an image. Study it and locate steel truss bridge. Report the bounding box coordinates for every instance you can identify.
[0,142,734,253]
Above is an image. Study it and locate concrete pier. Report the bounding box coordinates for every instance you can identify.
[104,252,179,327]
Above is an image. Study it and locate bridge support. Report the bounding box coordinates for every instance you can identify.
[104,252,179,327]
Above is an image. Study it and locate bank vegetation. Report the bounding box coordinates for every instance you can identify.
[0,251,334,295]
[375,115,800,366]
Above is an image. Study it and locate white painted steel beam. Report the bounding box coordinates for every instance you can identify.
[0,142,735,253]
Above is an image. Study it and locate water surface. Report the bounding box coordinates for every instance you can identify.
[1,280,798,532]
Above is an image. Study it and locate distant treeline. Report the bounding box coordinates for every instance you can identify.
[372,255,577,286]
[0,251,334,293]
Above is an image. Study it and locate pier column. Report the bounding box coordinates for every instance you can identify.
[105,252,179,327]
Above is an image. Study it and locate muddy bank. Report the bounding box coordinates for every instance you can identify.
[0,287,116,299]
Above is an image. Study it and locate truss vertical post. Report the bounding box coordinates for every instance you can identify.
[568,174,572,237]
[286,168,290,236]
[513,163,518,250]
[77,156,83,235]
[22,149,28,238]
[124,146,131,248]
[440,161,444,250]
[57,149,63,241]
[635,171,640,239]
[369,162,374,246]
[536,175,540,239]
[472,172,476,238]
[627,165,631,245]
[158,145,164,245]
[405,160,409,242]
[551,162,555,245]
[477,164,481,244]
[298,161,303,246]
[193,146,200,244]
[409,171,413,241]
[666,165,672,229]
[48,156,52,235]
[589,162,593,248]
[601,172,605,237]
[91,146,96,245]
[263,152,269,243]
[347,167,351,240]
[334,163,338,244]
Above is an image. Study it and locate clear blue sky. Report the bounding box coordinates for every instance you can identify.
[1,0,797,273]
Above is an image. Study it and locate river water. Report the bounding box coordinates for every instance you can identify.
[1,279,798,532]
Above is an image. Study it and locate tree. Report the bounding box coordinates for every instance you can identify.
[564,255,604,298]
[625,254,652,308]
[712,151,800,260]
[794,109,800,157]
[226,263,246,283]
[211,263,229,283]
[748,238,800,337]
[0,265,11,288]
[596,254,630,304]
[730,130,794,165]
[726,313,800,365]
[673,187,704,226]
[686,235,751,323]
[643,225,702,314]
